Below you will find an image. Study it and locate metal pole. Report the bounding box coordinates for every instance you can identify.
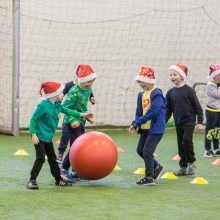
[12,0,20,136]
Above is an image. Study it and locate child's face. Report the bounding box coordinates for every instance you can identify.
[137,81,154,91]
[56,93,64,102]
[80,79,95,90]
[169,70,184,86]
[213,74,220,83]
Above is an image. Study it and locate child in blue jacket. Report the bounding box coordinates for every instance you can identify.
[129,66,165,186]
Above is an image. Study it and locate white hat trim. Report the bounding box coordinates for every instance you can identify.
[169,65,186,79]
[135,75,156,84]
[44,84,64,99]
[78,72,97,84]
[208,69,220,79]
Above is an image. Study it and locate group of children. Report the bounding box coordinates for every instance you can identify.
[129,63,220,185]
[27,63,220,189]
[27,64,97,189]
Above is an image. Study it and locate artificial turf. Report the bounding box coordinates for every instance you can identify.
[0,128,219,220]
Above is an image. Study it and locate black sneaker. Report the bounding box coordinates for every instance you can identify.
[173,168,187,176]
[136,177,155,186]
[203,150,215,157]
[27,179,39,190]
[154,164,163,181]
[55,179,72,187]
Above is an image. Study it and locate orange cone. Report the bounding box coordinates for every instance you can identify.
[56,139,60,144]
[172,154,181,161]
[117,147,124,153]
[212,158,220,166]
[153,152,158,157]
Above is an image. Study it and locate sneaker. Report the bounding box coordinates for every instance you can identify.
[203,150,215,157]
[173,168,187,176]
[186,163,196,175]
[154,164,163,181]
[136,177,155,186]
[27,179,39,190]
[56,153,63,164]
[61,169,81,182]
[55,179,72,186]
[60,169,71,181]
[68,171,81,182]
[79,176,89,181]
[214,149,220,156]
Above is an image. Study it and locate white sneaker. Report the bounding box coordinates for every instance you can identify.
[27,179,39,189]
[214,149,220,156]
[203,150,215,157]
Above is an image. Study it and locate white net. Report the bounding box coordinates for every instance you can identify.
[0,1,13,133]
[193,83,207,113]
[1,0,220,132]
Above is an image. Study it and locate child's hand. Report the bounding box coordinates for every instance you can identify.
[80,112,95,124]
[87,117,94,124]
[32,134,39,145]
[195,124,204,130]
[129,125,136,133]
[90,97,96,105]
[71,121,80,128]
[80,113,93,118]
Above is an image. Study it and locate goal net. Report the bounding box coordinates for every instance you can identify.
[0,1,13,134]
[1,0,220,134]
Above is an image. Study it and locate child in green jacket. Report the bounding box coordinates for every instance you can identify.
[27,81,92,189]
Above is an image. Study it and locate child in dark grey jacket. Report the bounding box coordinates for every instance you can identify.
[204,64,220,157]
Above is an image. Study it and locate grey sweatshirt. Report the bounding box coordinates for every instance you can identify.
[206,80,220,109]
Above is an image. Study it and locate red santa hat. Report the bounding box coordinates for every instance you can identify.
[208,64,220,79]
[169,63,188,79]
[135,66,156,84]
[39,81,64,99]
[74,64,97,84]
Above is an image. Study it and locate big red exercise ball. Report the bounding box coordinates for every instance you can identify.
[69,131,118,180]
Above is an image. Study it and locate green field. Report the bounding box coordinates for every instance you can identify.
[0,128,220,220]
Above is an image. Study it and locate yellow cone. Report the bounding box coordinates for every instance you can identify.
[13,149,29,156]
[161,172,177,179]
[113,165,122,171]
[191,177,208,185]
[134,168,145,174]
